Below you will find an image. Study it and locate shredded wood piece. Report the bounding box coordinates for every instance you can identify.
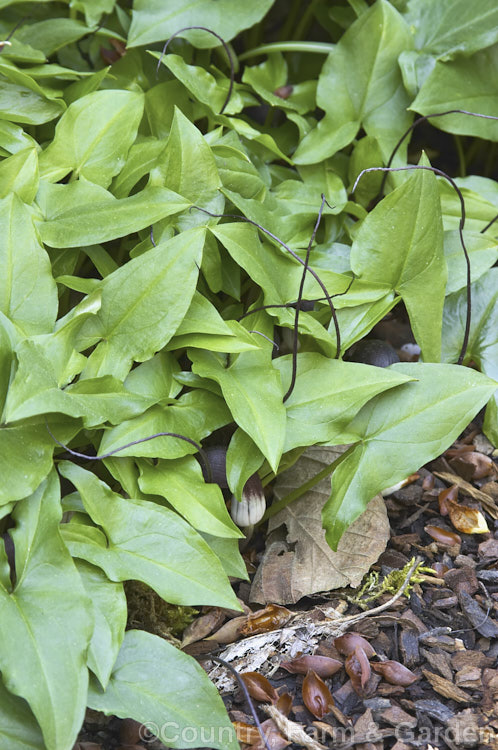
[262,704,327,750]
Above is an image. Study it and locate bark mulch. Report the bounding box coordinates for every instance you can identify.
[74,424,498,750]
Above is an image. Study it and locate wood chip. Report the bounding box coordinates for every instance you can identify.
[421,669,472,703]
[454,665,482,689]
[420,648,453,681]
[451,650,494,671]
[459,591,498,638]
[447,710,483,747]
[433,471,498,518]
[380,705,417,728]
[399,626,420,668]
[414,698,455,724]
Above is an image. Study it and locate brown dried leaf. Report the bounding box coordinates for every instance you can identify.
[181,608,226,647]
[446,500,489,535]
[233,721,260,745]
[422,474,435,490]
[241,604,293,636]
[371,660,419,686]
[205,615,247,643]
[235,719,290,750]
[281,654,343,679]
[334,633,375,658]
[241,672,279,703]
[424,525,462,546]
[302,670,335,719]
[251,447,390,604]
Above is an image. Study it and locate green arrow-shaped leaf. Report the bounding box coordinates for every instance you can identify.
[0,471,93,750]
[323,363,497,549]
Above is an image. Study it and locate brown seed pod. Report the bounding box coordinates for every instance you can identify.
[280,654,343,679]
[371,660,419,686]
[302,670,335,719]
[345,647,371,694]
[334,633,375,658]
[425,525,462,546]
[240,672,279,703]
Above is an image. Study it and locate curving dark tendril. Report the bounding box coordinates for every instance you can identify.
[248,330,279,349]
[481,213,498,234]
[190,205,341,358]
[353,165,471,366]
[202,655,272,750]
[238,274,356,323]
[284,193,329,402]
[46,422,212,482]
[155,26,235,115]
[379,109,498,198]
[239,300,312,321]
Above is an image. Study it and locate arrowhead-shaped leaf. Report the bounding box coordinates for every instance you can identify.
[294,0,413,163]
[190,347,286,473]
[128,0,275,49]
[0,194,57,336]
[77,228,206,378]
[59,462,240,609]
[441,268,498,444]
[350,165,446,362]
[88,630,239,750]
[75,560,127,690]
[138,456,243,539]
[39,89,144,186]
[274,352,414,451]
[0,471,93,750]
[39,186,190,248]
[323,363,497,549]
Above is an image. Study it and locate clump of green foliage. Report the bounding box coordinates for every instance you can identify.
[0,0,497,748]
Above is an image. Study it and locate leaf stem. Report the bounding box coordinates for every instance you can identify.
[191,206,342,357]
[46,422,213,482]
[239,41,334,61]
[293,0,321,40]
[259,445,356,523]
[378,109,498,198]
[283,193,330,402]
